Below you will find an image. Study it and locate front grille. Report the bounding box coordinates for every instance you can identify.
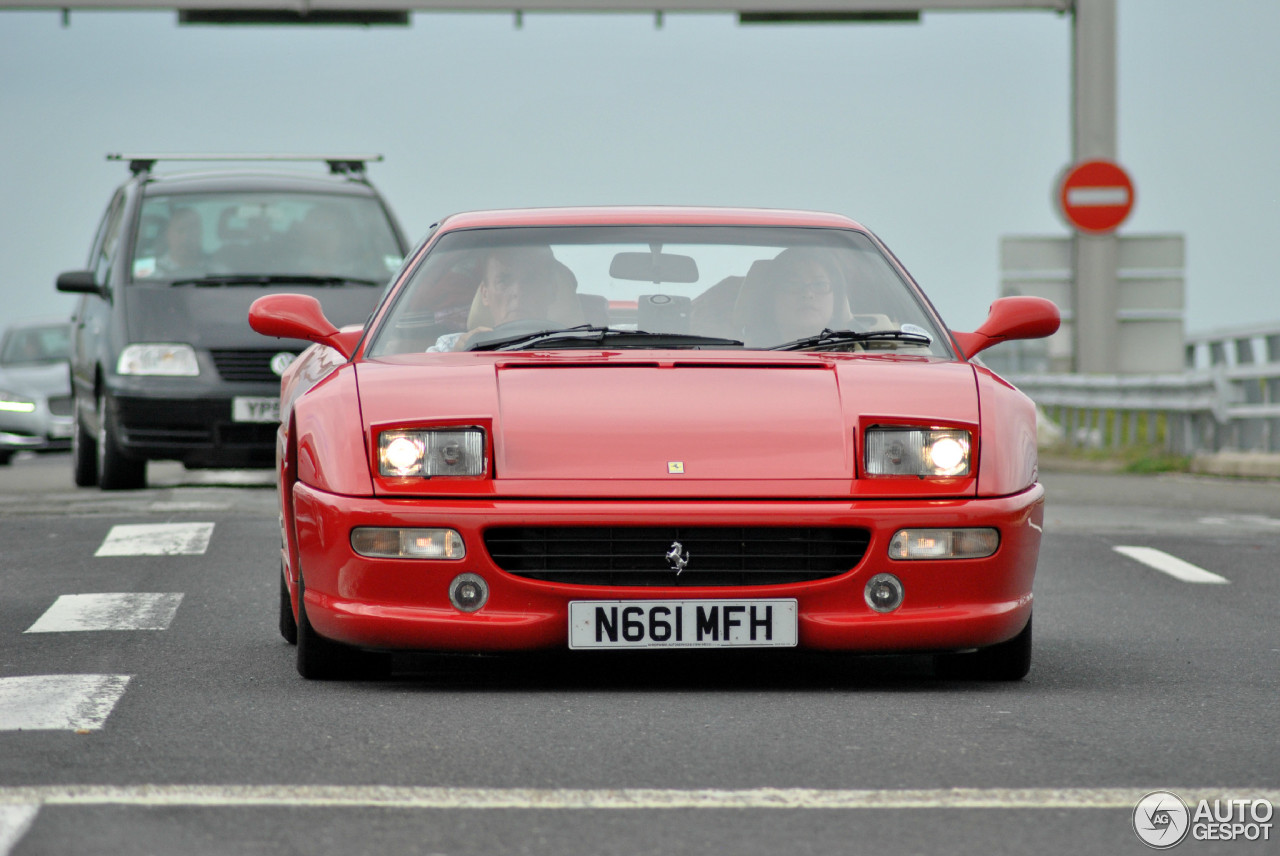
[485,526,870,587]
[209,349,299,382]
[46,395,73,416]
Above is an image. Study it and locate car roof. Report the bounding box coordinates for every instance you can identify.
[137,169,380,197]
[434,206,868,232]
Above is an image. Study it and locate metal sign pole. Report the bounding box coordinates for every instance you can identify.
[1071,0,1120,373]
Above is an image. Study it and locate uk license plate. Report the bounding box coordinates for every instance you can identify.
[232,397,279,423]
[568,599,798,650]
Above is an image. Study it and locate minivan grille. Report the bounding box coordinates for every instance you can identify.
[484,526,870,587]
[209,349,300,382]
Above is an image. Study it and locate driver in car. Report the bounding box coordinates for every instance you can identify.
[427,247,562,352]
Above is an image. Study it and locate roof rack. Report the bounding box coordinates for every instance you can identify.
[106,153,384,177]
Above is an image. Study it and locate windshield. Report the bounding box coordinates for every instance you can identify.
[0,323,70,366]
[129,191,403,284]
[366,225,951,356]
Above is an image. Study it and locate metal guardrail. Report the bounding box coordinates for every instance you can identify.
[1003,322,1280,454]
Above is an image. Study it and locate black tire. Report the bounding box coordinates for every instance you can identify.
[96,392,146,491]
[0,450,14,466]
[279,564,298,645]
[295,573,390,680]
[71,396,98,486]
[936,614,1032,681]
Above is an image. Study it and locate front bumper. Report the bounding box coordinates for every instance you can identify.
[108,385,279,468]
[289,482,1045,655]
[0,401,72,453]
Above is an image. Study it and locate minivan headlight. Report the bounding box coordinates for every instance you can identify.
[378,427,487,477]
[864,426,972,477]
[117,344,200,377]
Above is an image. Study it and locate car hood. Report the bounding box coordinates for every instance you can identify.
[0,362,70,396]
[356,353,980,494]
[124,282,381,349]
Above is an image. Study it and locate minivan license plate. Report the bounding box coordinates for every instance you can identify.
[568,599,797,650]
[233,397,280,423]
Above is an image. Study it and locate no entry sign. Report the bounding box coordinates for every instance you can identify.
[1057,159,1135,234]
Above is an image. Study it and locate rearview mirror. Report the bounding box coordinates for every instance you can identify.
[609,252,699,284]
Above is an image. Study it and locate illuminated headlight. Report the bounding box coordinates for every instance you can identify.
[0,390,36,413]
[378,428,486,477]
[864,427,972,477]
[889,528,999,560]
[117,344,199,376]
[351,527,466,559]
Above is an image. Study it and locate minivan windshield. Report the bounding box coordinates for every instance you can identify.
[367,225,950,356]
[130,192,403,285]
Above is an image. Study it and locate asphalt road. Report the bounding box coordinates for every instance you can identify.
[1,453,1277,855]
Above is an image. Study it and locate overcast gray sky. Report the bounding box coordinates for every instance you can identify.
[1,0,1277,334]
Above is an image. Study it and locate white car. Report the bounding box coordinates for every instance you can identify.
[0,318,73,465]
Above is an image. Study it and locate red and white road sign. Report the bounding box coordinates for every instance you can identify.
[1057,159,1135,234]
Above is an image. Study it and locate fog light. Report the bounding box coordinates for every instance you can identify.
[888,528,999,560]
[864,573,904,613]
[351,527,465,559]
[449,573,489,613]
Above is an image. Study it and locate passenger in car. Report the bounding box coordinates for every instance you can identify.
[292,203,361,276]
[735,248,851,346]
[154,207,209,277]
[427,247,576,352]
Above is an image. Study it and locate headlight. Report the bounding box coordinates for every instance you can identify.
[378,427,486,477]
[889,528,999,560]
[0,390,36,413]
[117,344,200,377]
[864,426,972,477]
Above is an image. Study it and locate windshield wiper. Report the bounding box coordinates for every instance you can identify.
[467,325,744,352]
[770,328,933,352]
[169,274,381,287]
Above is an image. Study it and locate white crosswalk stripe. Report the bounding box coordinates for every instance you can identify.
[1113,546,1230,584]
[0,806,38,856]
[0,675,131,732]
[24,593,184,633]
[94,523,214,557]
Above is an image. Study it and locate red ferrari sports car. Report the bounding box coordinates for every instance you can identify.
[249,207,1059,681]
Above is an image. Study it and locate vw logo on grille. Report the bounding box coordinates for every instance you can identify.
[270,352,297,376]
[665,541,690,576]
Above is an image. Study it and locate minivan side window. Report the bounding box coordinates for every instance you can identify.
[90,190,126,288]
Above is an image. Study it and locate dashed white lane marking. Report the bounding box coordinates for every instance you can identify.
[1199,514,1280,529]
[24,593,184,633]
[1113,546,1230,585]
[94,523,214,557]
[147,502,230,513]
[0,785,1276,810]
[0,675,130,732]
[0,805,38,855]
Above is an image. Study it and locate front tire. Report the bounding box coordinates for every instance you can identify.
[71,397,98,486]
[96,392,146,491]
[295,573,390,680]
[936,614,1032,681]
[279,564,298,645]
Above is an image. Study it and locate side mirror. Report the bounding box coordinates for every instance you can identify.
[951,296,1060,360]
[56,270,104,296]
[248,293,361,360]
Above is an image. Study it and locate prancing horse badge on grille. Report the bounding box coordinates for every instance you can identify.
[666,541,690,576]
